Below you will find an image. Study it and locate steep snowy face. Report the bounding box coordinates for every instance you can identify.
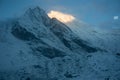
[0,7,120,80]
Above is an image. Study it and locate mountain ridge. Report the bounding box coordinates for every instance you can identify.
[0,7,120,80]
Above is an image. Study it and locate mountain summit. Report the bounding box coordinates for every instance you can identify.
[0,7,120,80]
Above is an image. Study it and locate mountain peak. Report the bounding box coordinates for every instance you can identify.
[20,6,50,26]
[25,6,45,15]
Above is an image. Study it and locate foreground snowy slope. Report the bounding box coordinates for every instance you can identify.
[0,7,120,80]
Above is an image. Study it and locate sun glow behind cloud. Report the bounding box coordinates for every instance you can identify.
[113,16,119,20]
[48,10,75,23]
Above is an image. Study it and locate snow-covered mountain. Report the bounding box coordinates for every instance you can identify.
[0,7,120,80]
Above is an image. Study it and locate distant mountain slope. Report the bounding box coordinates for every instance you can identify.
[66,20,120,53]
[0,7,120,80]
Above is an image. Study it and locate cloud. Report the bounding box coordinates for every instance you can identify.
[48,10,75,23]
[114,16,119,20]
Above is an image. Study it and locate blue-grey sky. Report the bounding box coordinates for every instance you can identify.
[0,0,120,26]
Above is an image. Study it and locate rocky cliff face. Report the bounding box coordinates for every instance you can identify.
[0,7,120,80]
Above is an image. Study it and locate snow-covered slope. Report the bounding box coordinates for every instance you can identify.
[0,7,120,80]
[67,20,120,53]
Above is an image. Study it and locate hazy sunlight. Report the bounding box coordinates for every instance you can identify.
[48,10,75,23]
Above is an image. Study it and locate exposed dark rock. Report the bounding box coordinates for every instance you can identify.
[36,47,66,59]
[64,72,73,78]
[11,22,38,41]
[116,53,120,56]
[87,55,92,58]
[33,65,42,69]
[73,39,98,53]
[64,72,78,78]
[105,77,109,80]
[26,77,30,80]
[62,38,72,50]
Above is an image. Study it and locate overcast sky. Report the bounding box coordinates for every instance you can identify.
[0,0,120,26]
